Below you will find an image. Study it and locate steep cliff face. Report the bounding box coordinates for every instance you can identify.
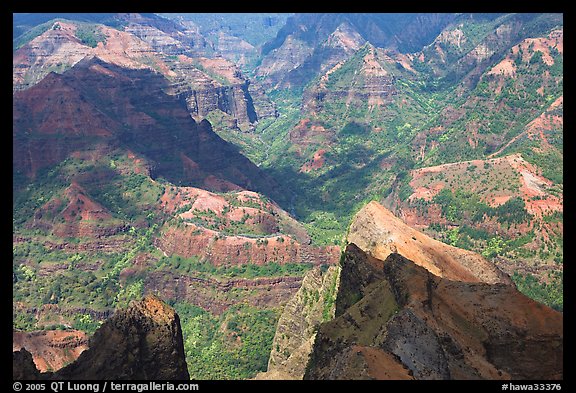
[13,57,281,198]
[305,244,563,380]
[120,12,210,57]
[258,13,456,88]
[13,15,273,130]
[254,265,340,379]
[168,56,258,130]
[12,20,173,92]
[13,295,190,380]
[278,22,366,89]
[302,44,399,115]
[348,201,511,284]
[157,224,339,267]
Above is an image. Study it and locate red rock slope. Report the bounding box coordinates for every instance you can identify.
[348,201,511,284]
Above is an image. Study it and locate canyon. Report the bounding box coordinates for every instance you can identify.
[13,12,562,380]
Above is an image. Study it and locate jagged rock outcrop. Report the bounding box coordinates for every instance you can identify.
[13,295,190,380]
[166,55,259,129]
[348,201,512,284]
[305,244,563,380]
[13,330,88,373]
[254,265,340,379]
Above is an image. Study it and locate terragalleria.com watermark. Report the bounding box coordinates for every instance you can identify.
[13,382,199,393]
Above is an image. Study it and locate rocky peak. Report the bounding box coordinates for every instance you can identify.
[325,22,366,52]
[348,201,512,284]
[13,295,190,380]
[305,244,563,380]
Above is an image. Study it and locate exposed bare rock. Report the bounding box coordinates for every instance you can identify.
[348,201,511,284]
[13,330,88,373]
[145,271,303,316]
[302,45,398,115]
[305,244,563,380]
[281,22,366,89]
[13,21,173,92]
[13,16,271,130]
[214,31,257,67]
[256,35,314,89]
[255,265,340,379]
[120,13,209,57]
[14,295,190,380]
[157,223,339,267]
[13,57,281,199]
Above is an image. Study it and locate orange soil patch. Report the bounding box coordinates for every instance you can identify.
[328,24,364,52]
[511,29,562,66]
[393,52,416,73]
[319,61,344,88]
[409,154,562,218]
[361,48,388,77]
[300,149,328,173]
[61,182,113,222]
[488,58,516,76]
[352,345,413,380]
[236,190,263,203]
[95,26,174,75]
[13,330,88,373]
[125,150,149,175]
[349,201,511,284]
[160,186,227,216]
[409,183,445,202]
[488,97,562,159]
[506,155,562,216]
[490,195,512,207]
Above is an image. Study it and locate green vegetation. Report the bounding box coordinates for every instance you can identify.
[75,23,106,48]
[12,13,563,378]
[432,189,530,225]
[522,148,563,185]
[174,302,279,379]
[322,269,339,322]
[156,253,313,279]
[512,271,563,311]
[13,20,53,51]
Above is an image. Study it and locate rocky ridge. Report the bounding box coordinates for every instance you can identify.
[348,201,511,284]
[254,265,340,379]
[13,295,190,380]
[304,244,563,380]
[13,15,274,130]
[13,57,280,198]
